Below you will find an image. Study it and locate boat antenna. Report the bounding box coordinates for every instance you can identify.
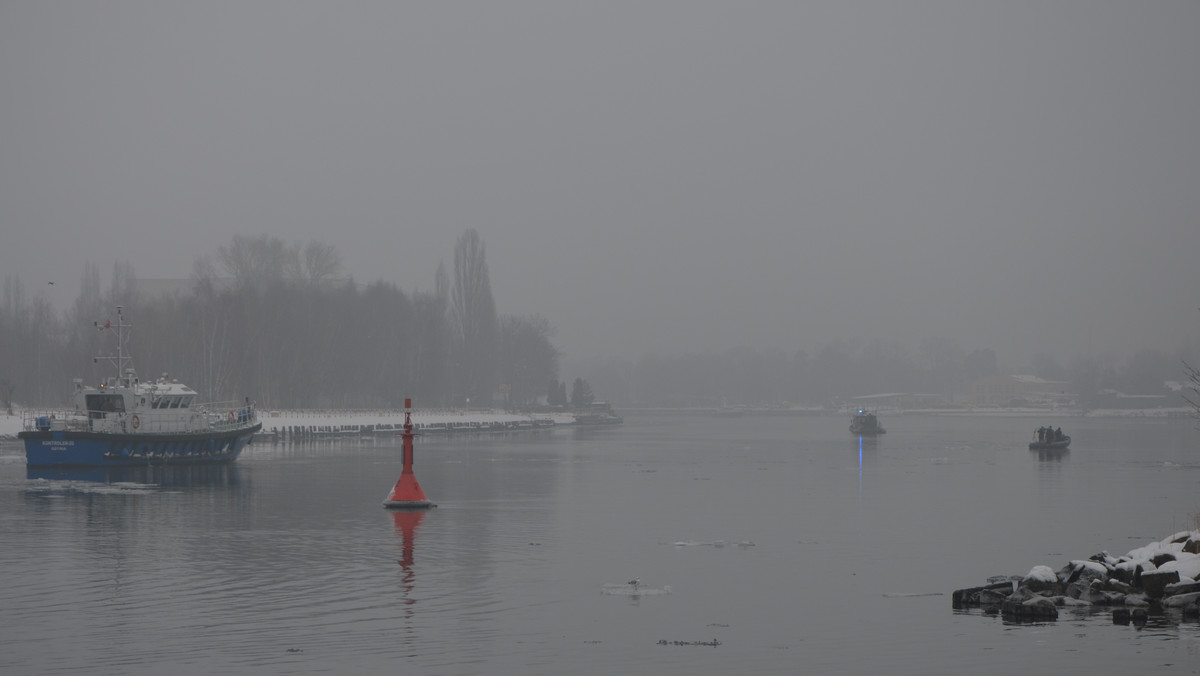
[94,305,133,384]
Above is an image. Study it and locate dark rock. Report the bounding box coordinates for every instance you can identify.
[1163,591,1200,612]
[1110,564,1138,585]
[1102,578,1133,595]
[1068,576,1128,600]
[1122,592,1151,608]
[1064,581,1088,600]
[1001,594,1058,621]
[978,588,1009,606]
[1018,576,1062,596]
[1140,570,1181,599]
[1183,537,1200,555]
[1150,552,1177,567]
[1007,587,1037,603]
[1131,608,1148,627]
[1164,581,1200,598]
[1062,565,1083,585]
[1112,608,1131,625]
[952,581,1014,609]
[1085,588,1125,606]
[1063,561,1109,586]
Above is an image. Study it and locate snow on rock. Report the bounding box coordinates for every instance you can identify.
[1070,559,1108,576]
[1025,565,1057,583]
[1159,556,1200,582]
[954,530,1200,624]
[1125,531,1191,562]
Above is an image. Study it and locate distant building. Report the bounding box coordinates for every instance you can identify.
[968,374,1072,408]
[850,392,948,410]
[1090,389,1170,410]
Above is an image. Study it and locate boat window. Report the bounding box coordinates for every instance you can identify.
[169,396,181,409]
[152,396,163,409]
[85,393,126,415]
[180,396,192,408]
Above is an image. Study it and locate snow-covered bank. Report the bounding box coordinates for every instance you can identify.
[0,414,26,439]
[256,408,575,439]
[0,409,578,440]
[875,406,1194,418]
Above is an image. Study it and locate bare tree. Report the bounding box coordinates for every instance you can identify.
[109,260,137,306]
[1183,361,1200,419]
[449,229,498,406]
[0,377,13,414]
[299,240,342,285]
[218,234,292,291]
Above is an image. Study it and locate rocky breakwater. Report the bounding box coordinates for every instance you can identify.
[953,530,1200,624]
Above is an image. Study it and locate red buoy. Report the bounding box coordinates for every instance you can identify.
[383,398,436,509]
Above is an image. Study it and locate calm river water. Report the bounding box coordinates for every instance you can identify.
[1,412,1198,675]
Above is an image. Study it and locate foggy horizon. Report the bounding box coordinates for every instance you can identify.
[3,2,1197,375]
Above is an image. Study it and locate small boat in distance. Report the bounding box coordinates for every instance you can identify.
[19,306,261,467]
[574,401,623,425]
[1029,426,1070,451]
[850,409,886,435]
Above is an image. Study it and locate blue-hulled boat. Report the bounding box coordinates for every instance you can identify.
[19,306,260,467]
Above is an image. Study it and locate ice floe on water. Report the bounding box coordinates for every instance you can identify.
[600,580,672,596]
[670,539,755,548]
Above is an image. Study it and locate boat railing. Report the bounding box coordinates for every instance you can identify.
[196,400,258,431]
[21,409,88,432]
[20,402,258,434]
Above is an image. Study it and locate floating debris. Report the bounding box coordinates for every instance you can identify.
[600,582,672,596]
[657,639,720,647]
[671,540,755,548]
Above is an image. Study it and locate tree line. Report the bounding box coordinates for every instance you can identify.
[0,232,1193,413]
[0,231,560,411]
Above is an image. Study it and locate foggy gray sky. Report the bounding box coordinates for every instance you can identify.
[2,2,1198,372]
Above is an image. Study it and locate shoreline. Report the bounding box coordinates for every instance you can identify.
[0,405,1191,441]
[0,408,578,442]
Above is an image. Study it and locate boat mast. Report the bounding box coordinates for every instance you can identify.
[94,306,134,387]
